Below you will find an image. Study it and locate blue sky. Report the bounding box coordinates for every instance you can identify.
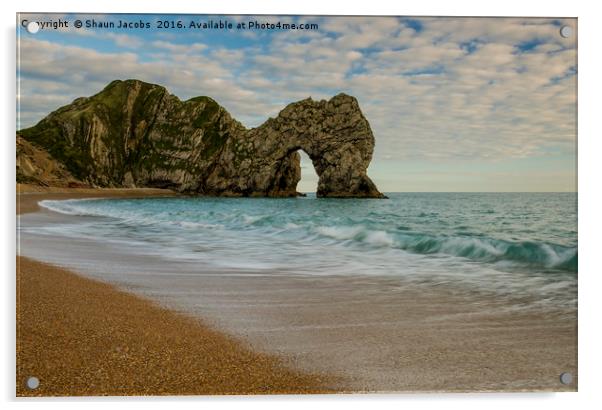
[17,14,577,192]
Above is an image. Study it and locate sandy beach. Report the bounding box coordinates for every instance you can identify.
[16,186,337,396]
[17,184,177,215]
[16,186,578,395]
[16,256,336,396]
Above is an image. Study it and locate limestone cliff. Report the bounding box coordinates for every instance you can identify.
[17,79,384,198]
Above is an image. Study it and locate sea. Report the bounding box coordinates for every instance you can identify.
[26,192,577,311]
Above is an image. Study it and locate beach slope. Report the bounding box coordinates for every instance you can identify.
[16,256,335,396]
[16,186,335,396]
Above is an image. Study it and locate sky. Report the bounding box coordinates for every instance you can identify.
[17,14,577,192]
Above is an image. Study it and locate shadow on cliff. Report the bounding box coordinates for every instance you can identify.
[18,79,385,198]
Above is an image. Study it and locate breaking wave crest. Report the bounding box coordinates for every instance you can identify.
[38,196,577,274]
[315,225,576,272]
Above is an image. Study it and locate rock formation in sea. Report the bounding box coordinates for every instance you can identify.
[17,79,385,198]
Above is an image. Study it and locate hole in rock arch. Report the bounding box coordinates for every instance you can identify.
[297,150,319,195]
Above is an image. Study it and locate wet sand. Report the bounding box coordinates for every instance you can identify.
[16,186,578,394]
[16,256,336,396]
[17,186,337,396]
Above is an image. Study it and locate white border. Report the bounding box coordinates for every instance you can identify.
[3,1,601,409]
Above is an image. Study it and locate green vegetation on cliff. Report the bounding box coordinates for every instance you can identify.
[17,79,384,198]
[18,79,236,188]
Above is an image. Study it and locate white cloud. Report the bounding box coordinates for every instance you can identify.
[151,40,207,53]
[18,16,577,176]
[105,33,144,49]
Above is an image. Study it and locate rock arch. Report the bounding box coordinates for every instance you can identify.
[206,93,385,198]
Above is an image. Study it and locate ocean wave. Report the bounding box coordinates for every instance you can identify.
[315,225,365,240]
[315,226,396,248]
[399,234,577,272]
[39,198,577,274]
[176,221,221,230]
[39,199,156,224]
[38,199,100,216]
[314,225,577,272]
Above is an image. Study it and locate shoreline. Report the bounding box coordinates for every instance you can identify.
[16,186,578,394]
[17,183,177,215]
[16,256,337,396]
[17,186,338,396]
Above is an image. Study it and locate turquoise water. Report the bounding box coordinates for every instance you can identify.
[36,193,577,308]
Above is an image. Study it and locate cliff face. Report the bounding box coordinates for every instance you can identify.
[17,135,83,187]
[18,79,384,198]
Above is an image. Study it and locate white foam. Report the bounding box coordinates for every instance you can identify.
[38,199,88,216]
[364,230,395,247]
[315,225,364,240]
